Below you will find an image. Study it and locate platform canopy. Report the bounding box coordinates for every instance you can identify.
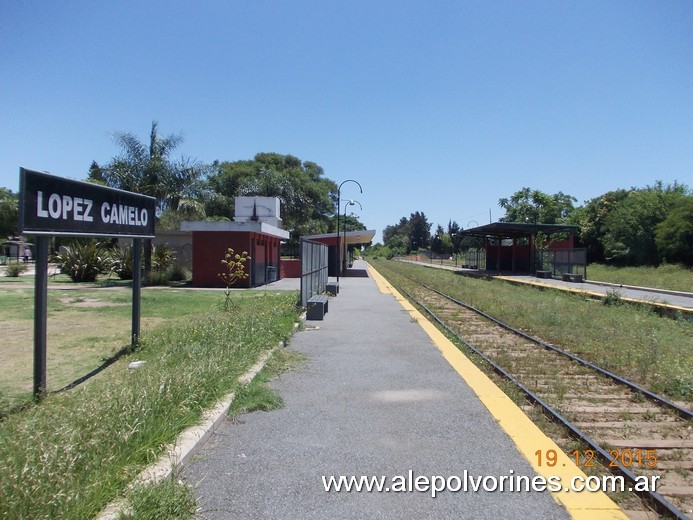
[460,222,579,239]
[303,229,376,245]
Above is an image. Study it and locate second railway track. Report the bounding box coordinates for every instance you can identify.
[378,266,692,519]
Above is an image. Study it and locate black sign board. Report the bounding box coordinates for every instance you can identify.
[19,168,156,238]
[18,167,153,399]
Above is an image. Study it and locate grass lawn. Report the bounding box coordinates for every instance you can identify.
[0,286,226,408]
[587,263,693,293]
[0,287,301,519]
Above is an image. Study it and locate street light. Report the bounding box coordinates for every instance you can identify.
[342,200,362,272]
[336,180,362,284]
[467,221,479,268]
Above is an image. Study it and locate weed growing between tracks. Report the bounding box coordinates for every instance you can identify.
[371,259,693,401]
[0,292,300,520]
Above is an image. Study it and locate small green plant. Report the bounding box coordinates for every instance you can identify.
[167,264,188,282]
[152,244,176,273]
[4,262,28,277]
[110,245,136,280]
[642,410,657,421]
[219,248,250,311]
[51,240,111,282]
[118,479,196,520]
[147,270,171,286]
[603,288,623,306]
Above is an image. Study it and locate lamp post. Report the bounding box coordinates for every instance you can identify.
[467,221,479,268]
[336,180,362,284]
[342,200,362,273]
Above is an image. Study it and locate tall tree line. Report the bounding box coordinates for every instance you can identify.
[379,182,692,267]
[85,122,349,251]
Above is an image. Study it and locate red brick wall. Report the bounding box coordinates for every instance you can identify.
[281,259,301,278]
[192,231,283,288]
[192,231,252,288]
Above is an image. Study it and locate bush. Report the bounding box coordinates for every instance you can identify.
[167,264,188,282]
[4,262,28,277]
[152,245,176,273]
[52,240,111,282]
[110,245,136,280]
[147,270,171,286]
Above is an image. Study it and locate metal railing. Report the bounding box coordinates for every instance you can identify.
[299,238,328,307]
[536,248,587,279]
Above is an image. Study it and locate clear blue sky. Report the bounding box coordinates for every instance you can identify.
[2,1,691,242]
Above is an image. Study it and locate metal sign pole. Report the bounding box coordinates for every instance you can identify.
[132,239,142,348]
[33,236,49,400]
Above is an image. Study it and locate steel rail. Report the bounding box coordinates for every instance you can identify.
[396,283,689,520]
[419,282,692,420]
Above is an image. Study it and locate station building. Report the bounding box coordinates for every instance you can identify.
[181,197,290,288]
[460,222,584,277]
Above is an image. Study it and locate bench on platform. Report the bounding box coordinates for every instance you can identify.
[306,294,329,320]
[535,270,552,279]
[562,273,583,283]
[326,282,339,295]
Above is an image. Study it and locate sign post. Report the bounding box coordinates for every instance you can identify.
[33,237,49,398]
[19,168,156,399]
[132,239,142,346]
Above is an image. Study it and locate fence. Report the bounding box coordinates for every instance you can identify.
[463,248,485,268]
[536,248,587,279]
[299,238,328,307]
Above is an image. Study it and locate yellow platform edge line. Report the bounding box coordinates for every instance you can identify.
[366,263,629,520]
[494,275,692,314]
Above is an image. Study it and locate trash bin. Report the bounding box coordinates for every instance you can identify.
[266,266,277,283]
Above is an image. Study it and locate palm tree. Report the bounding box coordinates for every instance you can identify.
[101,121,207,276]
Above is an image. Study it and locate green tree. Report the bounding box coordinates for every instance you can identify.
[382,213,431,254]
[655,196,693,266]
[448,220,462,255]
[576,189,629,263]
[0,188,18,238]
[498,187,576,224]
[430,224,445,255]
[602,182,689,265]
[408,211,431,251]
[100,121,207,214]
[98,121,208,275]
[207,153,337,248]
[383,217,410,251]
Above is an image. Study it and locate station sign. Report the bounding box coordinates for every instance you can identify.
[19,168,156,238]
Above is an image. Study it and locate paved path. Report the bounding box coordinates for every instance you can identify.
[183,261,579,519]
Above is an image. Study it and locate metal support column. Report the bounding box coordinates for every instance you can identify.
[33,236,49,400]
[132,239,142,348]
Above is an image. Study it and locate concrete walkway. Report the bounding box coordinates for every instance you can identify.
[183,260,582,519]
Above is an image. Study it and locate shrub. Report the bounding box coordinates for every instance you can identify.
[110,245,136,280]
[147,270,171,286]
[52,240,110,282]
[167,264,188,282]
[603,288,623,306]
[4,262,28,277]
[152,245,176,273]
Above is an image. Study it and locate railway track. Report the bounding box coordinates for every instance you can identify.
[379,267,692,519]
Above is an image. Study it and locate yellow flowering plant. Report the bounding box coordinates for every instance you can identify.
[219,248,250,310]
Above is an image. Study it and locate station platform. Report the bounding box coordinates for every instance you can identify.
[402,259,693,315]
[183,260,625,519]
